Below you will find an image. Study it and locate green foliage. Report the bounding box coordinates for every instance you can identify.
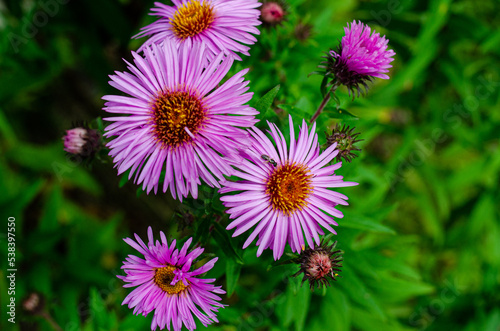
[1,0,499,330]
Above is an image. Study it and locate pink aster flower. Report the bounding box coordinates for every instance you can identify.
[134,0,261,59]
[327,20,395,96]
[118,227,226,331]
[103,41,258,200]
[219,116,357,260]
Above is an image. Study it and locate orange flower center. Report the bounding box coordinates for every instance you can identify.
[151,90,206,149]
[265,162,313,216]
[154,265,189,295]
[171,0,215,40]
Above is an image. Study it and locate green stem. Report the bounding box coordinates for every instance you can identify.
[310,81,340,123]
[40,311,63,331]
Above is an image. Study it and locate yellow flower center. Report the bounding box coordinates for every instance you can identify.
[151,89,206,149]
[154,265,189,295]
[171,0,215,40]
[265,162,313,216]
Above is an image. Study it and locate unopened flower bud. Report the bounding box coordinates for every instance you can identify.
[63,127,101,157]
[22,292,45,315]
[292,240,343,290]
[261,1,285,25]
[325,124,362,163]
[294,21,313,42]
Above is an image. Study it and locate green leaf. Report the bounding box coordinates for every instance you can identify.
[225,258,242,297]
[0,179,45,222]
[341,265,386,320]
[89,287,109,330]
[193,215,212,244]
[321,287,350,331]
[350,307,402,331]
[293,285,311,331]
[39,185,63,232]
[341,214,395,234]
[323,107,358,120]
[54,284,81,330]
[94,117,104,132]
[120,313,152,331]
[320,76,329,97]
[254,85,280,115]
[418,194,445,244]
[277,103,309,118]
[308,70,326,77]
[212,223,244,264]
[119,169,130,188]
[365,274,434,303]
[268,253,298,270]
[277,279,311,331]
[5,142,101,195]
[210,190,225,213]
[0,108,17,145]
[362,251,421,281]
[482,309,500,331]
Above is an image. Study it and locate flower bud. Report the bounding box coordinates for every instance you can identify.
[63,127,101,157]
[292,240,343,290]
[325,124,362,163]
[22,292,45,315]
[261,1,285,25]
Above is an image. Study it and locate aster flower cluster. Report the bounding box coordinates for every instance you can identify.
[99,2,260,328]
[87,1,396,328]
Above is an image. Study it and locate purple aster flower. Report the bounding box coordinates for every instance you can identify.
[119,227,226,331]
[219,116,357,260]
[134,0,261,59]
[103,41,258,200]
[326,20,395,96]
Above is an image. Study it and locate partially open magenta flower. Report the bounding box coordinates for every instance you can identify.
[134,0,261,59]
[119,227,225,331]
[326,20,395,96]
[103,42,258,200]
[219,116,357,260]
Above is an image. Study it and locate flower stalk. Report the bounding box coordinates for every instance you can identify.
[310,80,340,123]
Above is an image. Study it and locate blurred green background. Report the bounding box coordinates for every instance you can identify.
[1,0,499,330]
